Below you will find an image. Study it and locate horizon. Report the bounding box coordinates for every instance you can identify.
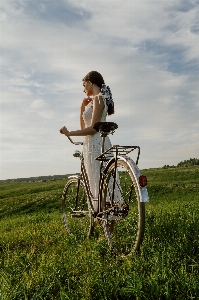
[1,157,198,182]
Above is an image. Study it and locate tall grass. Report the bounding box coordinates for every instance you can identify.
[0,166,199,299]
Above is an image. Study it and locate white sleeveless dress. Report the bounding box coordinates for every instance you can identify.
[82,94,112,200]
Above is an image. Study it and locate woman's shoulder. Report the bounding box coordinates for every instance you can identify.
[92,95,105,110]
[93,93,106,105]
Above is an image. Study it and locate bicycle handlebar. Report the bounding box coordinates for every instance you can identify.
[67,136,83,145]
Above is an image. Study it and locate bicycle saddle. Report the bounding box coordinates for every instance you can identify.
[93,122,118,134]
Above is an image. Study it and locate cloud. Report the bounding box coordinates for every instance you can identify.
[30,99,55,119]
[0,0,199,179]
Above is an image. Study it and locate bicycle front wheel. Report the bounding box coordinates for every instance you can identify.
[62,177,94,240]
[102,158,145,254]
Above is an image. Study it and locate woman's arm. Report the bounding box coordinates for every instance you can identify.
[60,96,104,137]
[80,97,92,129]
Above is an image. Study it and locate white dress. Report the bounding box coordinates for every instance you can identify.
[82,94,112,204]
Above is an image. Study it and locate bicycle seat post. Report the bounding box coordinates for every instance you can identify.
[93,121,118,157]
[101,133,106,154]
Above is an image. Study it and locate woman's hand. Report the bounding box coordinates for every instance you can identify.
[81,97,92,108]
[83,97,92,103]
[60,126,70,136]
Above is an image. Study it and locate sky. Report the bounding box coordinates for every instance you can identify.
[0,0,199,180]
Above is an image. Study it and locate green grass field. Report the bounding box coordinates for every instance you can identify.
[0,166,199,299]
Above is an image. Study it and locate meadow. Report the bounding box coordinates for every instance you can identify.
[0,166,199,299]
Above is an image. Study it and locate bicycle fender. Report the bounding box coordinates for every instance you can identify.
[121,156,149,202]
[105,156,149,203]
[68,175,81,179]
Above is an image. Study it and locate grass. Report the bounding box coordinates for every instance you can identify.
[0,166,199,299]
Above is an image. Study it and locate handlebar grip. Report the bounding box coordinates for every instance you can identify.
[67,136,83,145]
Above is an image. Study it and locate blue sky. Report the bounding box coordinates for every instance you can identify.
[1,0,199,180]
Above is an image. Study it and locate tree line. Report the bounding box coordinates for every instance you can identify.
[163,158,199,169]
[177,158,199,167]
[0,174,73,184]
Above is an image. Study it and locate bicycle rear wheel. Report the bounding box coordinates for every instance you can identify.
[102,158,145,254]
[62,177,94,240]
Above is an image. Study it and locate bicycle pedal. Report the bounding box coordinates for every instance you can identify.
[71,213,86,218]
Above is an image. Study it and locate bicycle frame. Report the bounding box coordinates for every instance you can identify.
[67,134,141,219]
[71,152,109,217]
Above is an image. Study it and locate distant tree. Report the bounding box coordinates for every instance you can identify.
[162,165,170,169]
[177,158,199,167]
[162,158,199,169]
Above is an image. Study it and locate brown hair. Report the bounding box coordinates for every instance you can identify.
[82,71,114,116]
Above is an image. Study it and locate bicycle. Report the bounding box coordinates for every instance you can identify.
[62,122,149,254]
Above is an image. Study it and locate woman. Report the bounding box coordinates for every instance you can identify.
[60,71,114,208]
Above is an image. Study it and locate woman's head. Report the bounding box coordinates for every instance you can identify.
[82,71,114,115]
[82,71,105,88]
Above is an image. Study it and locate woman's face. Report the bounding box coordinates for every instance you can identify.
[83,80,93,97]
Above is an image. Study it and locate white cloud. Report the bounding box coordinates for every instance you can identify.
[0,0,199,179]
[30,99,55,119]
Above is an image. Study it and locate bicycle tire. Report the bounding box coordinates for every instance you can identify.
[62,177,94,240]
[102,158,145,254]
